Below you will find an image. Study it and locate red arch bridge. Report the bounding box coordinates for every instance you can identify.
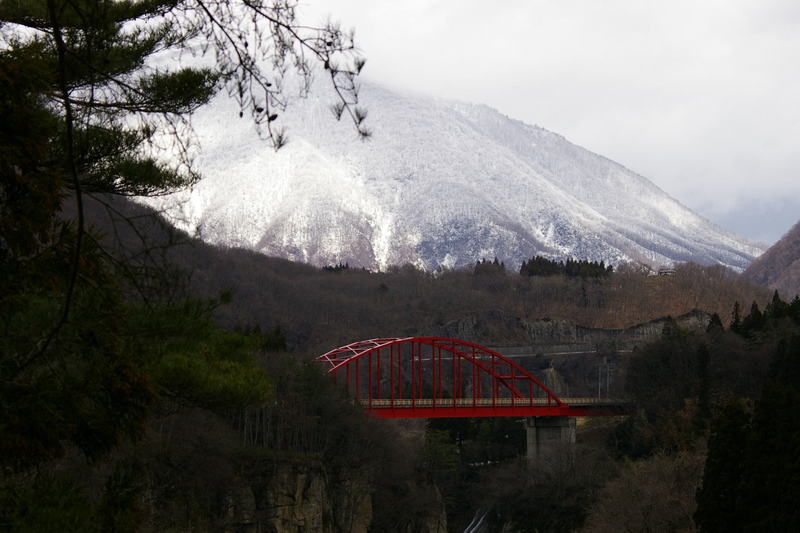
[315,337,626,419]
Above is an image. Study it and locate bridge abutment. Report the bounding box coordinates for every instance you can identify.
[525,416,576,467]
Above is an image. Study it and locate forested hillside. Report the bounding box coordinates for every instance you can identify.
[14,190,779,531]
[82,196,774,358]
[7,183,792,533]
[745,220,800,298]
[582,294,800,532]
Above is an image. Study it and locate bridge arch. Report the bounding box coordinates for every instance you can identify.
[315,337,568,418]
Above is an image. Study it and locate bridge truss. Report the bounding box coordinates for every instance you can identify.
[316,337,622,418]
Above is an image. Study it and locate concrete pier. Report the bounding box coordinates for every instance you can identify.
[525,416,576,467]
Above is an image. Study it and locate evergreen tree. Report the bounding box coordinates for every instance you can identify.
[741,336,800,530]
[765,290,789,320]
[695,400,751,532]
[0,0,365,486]
[475,257,505,275]
[695,343,711,430]
[740,301,766,335]
[730,301,742,332]
[706,312,724,333]
[519,255,611,278]
[696,336,800,531]
[791,296,800,322]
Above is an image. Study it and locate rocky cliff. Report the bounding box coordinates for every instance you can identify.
[440,309,710,355]
[215,461,445,533]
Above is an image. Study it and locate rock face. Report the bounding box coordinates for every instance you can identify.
[234,464,373,533]
[744,220,800,299]
[262,467,330,533]
[220,480,257,533]
[144,77,762,272]
[519,309,710,353]
[216,462,443,533]
[440,310,710,355]
[259,465,371,533]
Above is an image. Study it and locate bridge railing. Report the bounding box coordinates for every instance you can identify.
[358,397,628,409]
[317,337,628,418]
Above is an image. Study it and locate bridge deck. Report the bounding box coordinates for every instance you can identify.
[359,397,628,419]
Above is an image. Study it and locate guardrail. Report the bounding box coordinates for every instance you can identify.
[358,397,628,408]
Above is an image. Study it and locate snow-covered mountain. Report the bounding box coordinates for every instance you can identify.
[145,78,764,271]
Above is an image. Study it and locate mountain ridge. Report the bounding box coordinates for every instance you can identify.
[143,77,763,271]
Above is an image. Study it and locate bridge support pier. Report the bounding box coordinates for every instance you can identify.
[525,416,576,468]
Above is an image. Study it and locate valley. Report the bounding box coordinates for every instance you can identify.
[4,2,800,531]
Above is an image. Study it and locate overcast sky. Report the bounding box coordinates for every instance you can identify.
[301,0,800,245]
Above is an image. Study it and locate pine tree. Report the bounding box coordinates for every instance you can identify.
[741,301,765,335]
[1,0,365,470]
[696,336,800,531]
[765,290,788,320]
[695,400,751,532]
[791,296,800,322]
[695,343,711,430]
[741,336,800,530]
[730,301,742,332]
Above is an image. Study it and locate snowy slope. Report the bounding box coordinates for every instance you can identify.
[144,78,764,271]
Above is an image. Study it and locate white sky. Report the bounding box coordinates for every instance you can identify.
[300,0,800,245]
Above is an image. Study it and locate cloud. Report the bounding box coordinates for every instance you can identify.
[301,0,800,243]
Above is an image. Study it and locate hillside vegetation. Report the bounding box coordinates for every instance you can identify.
[5,193,791,532]
[7,195,781,532]
[88,197,773,357]
[745,219,800,298]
